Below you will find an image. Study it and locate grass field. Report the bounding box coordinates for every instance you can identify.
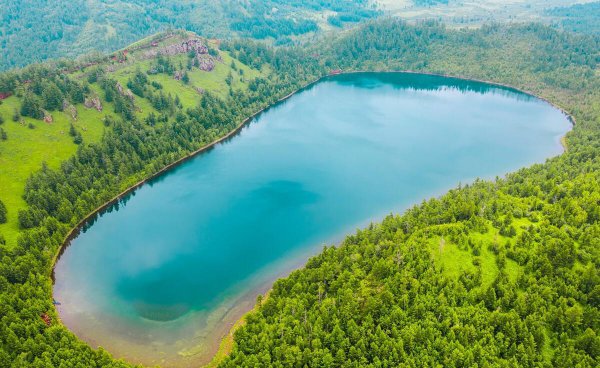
[0,96,108,246]
[427,220,526,291]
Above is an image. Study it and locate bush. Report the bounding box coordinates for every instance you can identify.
[0,200,7,224]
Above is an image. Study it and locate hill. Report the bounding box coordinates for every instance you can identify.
[0,30,265,246]
[0,0,378,71]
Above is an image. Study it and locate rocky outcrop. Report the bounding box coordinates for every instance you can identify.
[194,55,215,72]
[43,112,53,124]
[84,96,103,111]
[115,82,135,101]
[40,313,51,327]
[173,70,184,80]
[144,38,209,59]
[144,37,219,72]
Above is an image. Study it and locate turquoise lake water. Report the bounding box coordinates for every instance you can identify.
[53,73,571,366]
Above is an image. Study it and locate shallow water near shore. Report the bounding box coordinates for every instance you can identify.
[54,73,571,367]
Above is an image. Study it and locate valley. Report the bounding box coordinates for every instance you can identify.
[0,5,598,368]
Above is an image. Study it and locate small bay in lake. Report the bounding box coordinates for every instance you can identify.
[53,73,571,366]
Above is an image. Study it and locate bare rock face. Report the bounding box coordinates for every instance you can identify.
[84,96,103,111]
[196,55,215,72]
[137,37,221,75]
[144,38,209,59]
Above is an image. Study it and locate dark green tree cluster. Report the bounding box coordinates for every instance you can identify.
[16,69,87,119]
[231,17,319,39]
[20,93,44,120]
[126,69,177,116]
[0,200,7,224]
[149,56,176,76]
[126,70,148,98]
[100,78,136,121]
[327,9,380,28]
[69,124,83,145]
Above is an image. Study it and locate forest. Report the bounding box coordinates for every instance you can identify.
[0,0,377,71]
[217,20,600,366]
[0,16,598,368]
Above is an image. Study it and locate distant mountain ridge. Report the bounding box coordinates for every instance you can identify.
[0,0,377,71]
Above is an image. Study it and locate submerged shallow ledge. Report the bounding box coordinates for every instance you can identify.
[52,72,573,367]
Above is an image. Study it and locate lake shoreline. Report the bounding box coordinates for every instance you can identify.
[50,70,575,367]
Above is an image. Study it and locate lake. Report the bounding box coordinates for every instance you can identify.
[53,73,571,367]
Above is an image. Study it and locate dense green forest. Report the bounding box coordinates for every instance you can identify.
[0,17,598,368]
[0,0,377,71]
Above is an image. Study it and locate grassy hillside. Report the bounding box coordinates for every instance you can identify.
[0,30,265,246]
[0,95,109,246]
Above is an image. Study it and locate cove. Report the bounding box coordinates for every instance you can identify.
[53,73,571,367]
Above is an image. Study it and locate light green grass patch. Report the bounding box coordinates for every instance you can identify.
[0,97,105,246]
[429,221,524,290]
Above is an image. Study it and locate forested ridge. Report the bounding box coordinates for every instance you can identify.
[0,19,598,367]
[0,0,377,71]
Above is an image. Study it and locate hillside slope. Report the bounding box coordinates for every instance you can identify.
[0,30,264,246]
